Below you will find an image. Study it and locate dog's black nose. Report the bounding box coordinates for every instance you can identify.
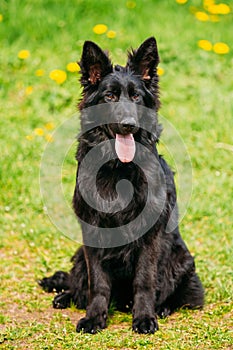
[121,118,137,133]
[122,124,136,133]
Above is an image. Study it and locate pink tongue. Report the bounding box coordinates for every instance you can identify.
[115,133,136,163]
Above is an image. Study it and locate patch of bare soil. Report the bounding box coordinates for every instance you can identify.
[0,300,85,332]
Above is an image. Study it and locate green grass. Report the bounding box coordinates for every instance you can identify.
[0,0,233,348]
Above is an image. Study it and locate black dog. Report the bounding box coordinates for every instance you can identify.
[39,37,204,334]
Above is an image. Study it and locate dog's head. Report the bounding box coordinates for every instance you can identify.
[78,37,161,163]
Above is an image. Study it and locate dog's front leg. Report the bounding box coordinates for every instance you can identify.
[76,247,111,334]
[132,244,159,334]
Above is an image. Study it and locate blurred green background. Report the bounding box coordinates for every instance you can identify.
[0,0,232,349]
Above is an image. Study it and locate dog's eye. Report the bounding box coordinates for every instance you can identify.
[132,93,140,102]
[105,92,116,102]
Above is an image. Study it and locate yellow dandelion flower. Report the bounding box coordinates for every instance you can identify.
[213,42,230,54]
[18,50,30,60]
[45,122,55,130]
[66,62,80,72]
[203,0,214,5]
[207,4,231,15]
[198,40,213,51]
[107,30,116,39]
[25,86,33,95]
[217,4,231,15]
[34,128,44,136]
[126,1,136,8]
[45,134,54,142]
[0,14,3,22]
[203,0,214,9]
[195,11,209,21]
[157,67,165,76]
[35,69,45,77]
[49,69,67,84]
[93,24,108,35]
[176,0,188,4]
[26,135,34,141]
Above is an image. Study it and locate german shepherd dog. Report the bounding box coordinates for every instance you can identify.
[39,37,204,334]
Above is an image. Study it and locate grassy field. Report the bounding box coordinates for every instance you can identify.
[0,0,233,349]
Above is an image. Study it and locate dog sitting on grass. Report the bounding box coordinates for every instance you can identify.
[39,37,204,334]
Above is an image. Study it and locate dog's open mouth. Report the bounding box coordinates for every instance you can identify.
[115,133,136,163]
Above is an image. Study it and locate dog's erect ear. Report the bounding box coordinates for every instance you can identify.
[127,37,159,81]
[79,41,113,86]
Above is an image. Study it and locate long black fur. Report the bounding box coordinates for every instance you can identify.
[39,37,204,334]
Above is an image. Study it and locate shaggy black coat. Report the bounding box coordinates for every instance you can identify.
[39,37,204,334]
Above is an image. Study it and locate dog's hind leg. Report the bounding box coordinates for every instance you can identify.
[174,272,204,310]
[38,272,73,309]
[157,272,204,317]
[38,246,88,310]
[38,271,72,309]
[38,271,70,293]
[53,290,72,309]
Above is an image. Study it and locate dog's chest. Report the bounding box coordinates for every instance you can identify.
[102,246,137,278]
[96,163,147,202]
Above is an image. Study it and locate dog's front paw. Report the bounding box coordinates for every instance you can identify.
[76,315,107,334]
[132,316,159,334]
